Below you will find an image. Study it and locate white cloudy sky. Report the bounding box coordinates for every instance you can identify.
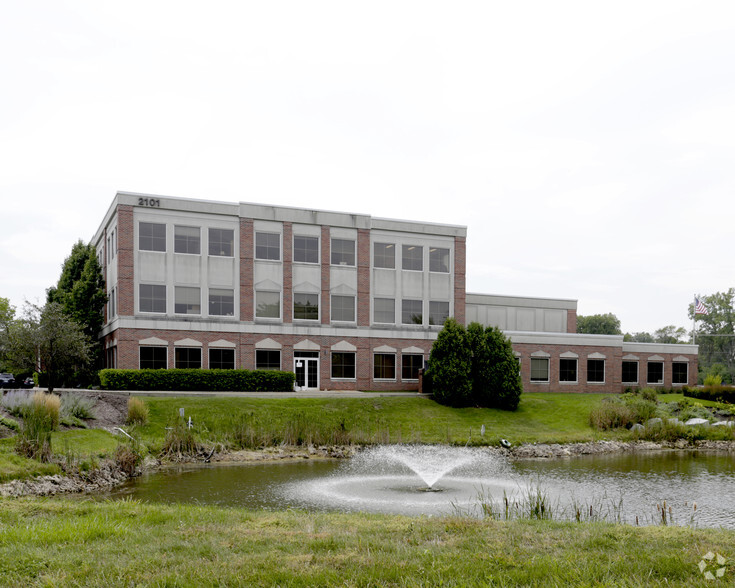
[2,1,734,334]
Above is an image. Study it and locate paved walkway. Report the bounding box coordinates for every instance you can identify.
[51,388,429,399]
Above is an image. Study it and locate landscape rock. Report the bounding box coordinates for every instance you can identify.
[685,418,710,426]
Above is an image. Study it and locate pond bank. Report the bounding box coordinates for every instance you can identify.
[2,440,734,498]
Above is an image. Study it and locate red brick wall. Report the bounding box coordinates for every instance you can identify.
[321,225,331,325]
[454,236,466,325]
[567,310,577,334]
[357,229,371,327]
[240,218,254,321]
[282,222,293,324]
[117,205,135,317]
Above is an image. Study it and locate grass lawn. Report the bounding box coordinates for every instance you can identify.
[0,497,733,587]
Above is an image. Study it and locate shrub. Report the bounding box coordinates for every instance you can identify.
[127,397,149,426]
[160,417,199,458]
[685,385,735,403]
[589,398,635,430]
[637,388,658,402]
[703,374,722,387]
[61,393,96,420]
[99,368,295,392]
[426,318,473,407]
[1,390,32,417]
[114,443,142,476]
[621,395,658,423]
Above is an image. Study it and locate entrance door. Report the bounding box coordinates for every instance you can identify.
[294,357,319,390]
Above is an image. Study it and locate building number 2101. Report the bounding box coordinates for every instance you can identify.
[138,197,161,207]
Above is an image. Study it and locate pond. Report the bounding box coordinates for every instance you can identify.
[99,447,735,528]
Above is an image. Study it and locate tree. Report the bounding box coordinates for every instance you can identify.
[5,302,91,392]
[0,297,16,371]
[47,241,107,379]
[624,331,655,343]
[689,289,735,382]
[427,319,522,410]
[576,313,622,335]
[653,325,688,344]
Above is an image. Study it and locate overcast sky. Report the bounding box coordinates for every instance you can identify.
[2,1,734,334]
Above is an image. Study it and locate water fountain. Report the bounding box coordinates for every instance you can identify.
[281,445,515,516]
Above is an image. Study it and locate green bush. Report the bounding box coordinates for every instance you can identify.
[621,395,658,423]
[427,320,522,410]
[15,391,60,462]
[61,393,96,420]
[684,385,735,403]
[99,369,295,392]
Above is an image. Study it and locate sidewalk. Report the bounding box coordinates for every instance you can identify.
[50,388,429,399]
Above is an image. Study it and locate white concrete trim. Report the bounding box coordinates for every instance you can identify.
[402,346,425,354]
[331,341,357,352]
[139,336,168,345]
[174,338,202,347]
[209,339,236,348]
[374,344,397,353]
[294,339,320,351]
[560,351,579,358]
[255,338,282,349]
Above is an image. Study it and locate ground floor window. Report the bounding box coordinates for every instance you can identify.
[105,346,117,369]
[587,359,605,383]
[374,353,396,380]
[559,358,577,383]
[647,361,664,385]
[256,349,281,370]
[140,346,167,369]
[175,347,201,369]
[331,352,356,379]
[530,358,549,382]
[402,354,424,380]
[209,348,235,369]
[672,362,688,385]
[622,361,638,384]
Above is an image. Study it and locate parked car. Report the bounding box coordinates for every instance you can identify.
[0,373,16,388]
[21,377,35,388]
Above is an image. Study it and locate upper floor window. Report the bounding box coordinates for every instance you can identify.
[139,222,166,252]
[255,232,280,261]
[255,291,280,319]
[374,242,395,269]
[175,286,201,315]
[373,298,395,324]
[294,236,319,263]
[429,301,449,326]
[294,293,319,320]
[209,228,234,257]
[402,245,423,271]
[331,295,355,322]
[139,284,166,314]
[429,247,449,273]
[331,238,355,266]
[174,226,200,254]
[402,299,423,325]
[209,288,234,317]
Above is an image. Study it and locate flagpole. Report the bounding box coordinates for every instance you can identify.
[693,295,696,345]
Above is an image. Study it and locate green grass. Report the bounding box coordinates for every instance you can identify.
[132,393,615,451]
[0,439,60,483]
[0,497,732,586]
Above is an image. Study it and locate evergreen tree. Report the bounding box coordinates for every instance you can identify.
[426,318,472,407]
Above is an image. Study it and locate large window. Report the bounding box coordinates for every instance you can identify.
[256,349,280,370]
[331,295,355,322]
[332,352,356,379]
[402,245,423,271]
[429,301,449,326]
[530,358,549,382]
[559,358,577,383]
[373,242,395,269]
[139,222,166,252]
[175,286,200,315]
[402,354,424,380]
[175,347,201,369]
[373,298,395,324]
[374,353,396,380]
[209,288,234,316]
[429,247,449,273]
[255,291,280,319]
[209,348,235,369]
[139,284,166,313]
[174,225,200,254]
[331,238,355,266]
[622,361,638,384]
[672,362,688,385]
[294,293,319,320]
[402,299,423,325]
[140,346,166,369]
[255,232,280,261]
[294,235,319,263]
[209,228,234,257]
[647,361,664,385]
[587,359,605,383]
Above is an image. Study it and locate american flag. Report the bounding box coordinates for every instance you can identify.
[695,297,709,315]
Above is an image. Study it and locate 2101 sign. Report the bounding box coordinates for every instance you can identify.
[138,197,161,207]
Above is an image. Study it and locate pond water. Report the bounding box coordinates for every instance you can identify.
[99,448,735,528]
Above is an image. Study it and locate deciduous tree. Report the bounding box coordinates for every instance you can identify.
[576,313,622,335]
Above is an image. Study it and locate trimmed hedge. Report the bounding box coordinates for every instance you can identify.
[683,385,735,404]
[99,369,295,392]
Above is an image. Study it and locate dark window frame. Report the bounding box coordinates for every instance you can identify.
[331,352,356,379]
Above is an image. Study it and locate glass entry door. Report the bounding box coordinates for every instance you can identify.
[294,357,319,389]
